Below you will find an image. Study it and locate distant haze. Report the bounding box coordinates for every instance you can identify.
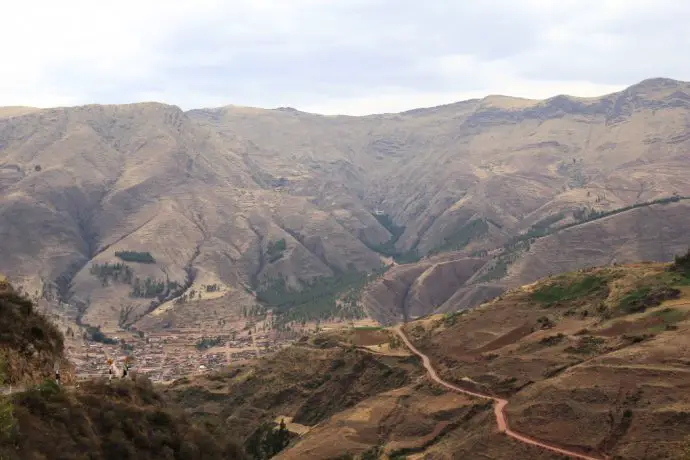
[2,0,690,114]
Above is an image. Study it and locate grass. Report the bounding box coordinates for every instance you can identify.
[649,307,686,323]
[644,307,688,334]
[531,274,607,305]
[353,326,382,331]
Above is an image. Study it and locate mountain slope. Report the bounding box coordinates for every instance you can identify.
[3,78,690,328]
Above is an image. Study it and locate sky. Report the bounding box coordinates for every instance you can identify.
[2,0,689,115]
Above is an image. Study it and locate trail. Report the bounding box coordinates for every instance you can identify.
[394,325,606,460]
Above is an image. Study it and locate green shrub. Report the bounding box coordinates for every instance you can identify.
[267,240,287,263]
[617,286,680,314]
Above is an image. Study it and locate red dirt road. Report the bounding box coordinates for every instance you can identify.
[394,325,606,460]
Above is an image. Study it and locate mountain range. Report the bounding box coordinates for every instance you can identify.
[2,77,690,331]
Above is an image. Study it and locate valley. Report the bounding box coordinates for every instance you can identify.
[4,78,690,458]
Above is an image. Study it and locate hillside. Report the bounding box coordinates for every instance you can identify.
[4,78,690,329]
[165,258,690,459]
[363,197,690,323]
[0,281,246,460]
[1,378,246,460]
[165,328,423,456]
[0,279,73,386]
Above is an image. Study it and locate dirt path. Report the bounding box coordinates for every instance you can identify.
[394,325,607,460]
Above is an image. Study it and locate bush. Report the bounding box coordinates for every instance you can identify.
[267,240,287,263]
[539,333,565,346]
[671,248,690,274]
[531,275,607,304]
[617,286,680,314]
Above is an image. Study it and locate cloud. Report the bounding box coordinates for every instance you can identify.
[0,0,689,114]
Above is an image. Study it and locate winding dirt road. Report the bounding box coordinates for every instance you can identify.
[394,325,606,460]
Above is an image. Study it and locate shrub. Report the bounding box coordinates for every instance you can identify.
[670,248,690,273]
[617,286,680,314]
[531,275,607,304]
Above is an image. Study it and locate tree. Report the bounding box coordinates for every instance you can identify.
[274,419,290,453]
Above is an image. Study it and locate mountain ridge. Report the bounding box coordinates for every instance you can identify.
[2,77,681,118]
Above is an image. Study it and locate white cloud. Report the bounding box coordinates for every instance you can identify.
[0,0,689,113]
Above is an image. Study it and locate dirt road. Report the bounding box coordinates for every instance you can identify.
[394,325,606,460]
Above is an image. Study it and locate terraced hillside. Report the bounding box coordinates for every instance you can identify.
[167,258,690,459]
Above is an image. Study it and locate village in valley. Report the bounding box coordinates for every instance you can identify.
[52,307,379,382]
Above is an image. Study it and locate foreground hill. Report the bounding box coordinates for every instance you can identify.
[167,259,690,459]
[4,78,690,329]
[1,378,246,460]
[0,281,246,460]
[0,279,74,386]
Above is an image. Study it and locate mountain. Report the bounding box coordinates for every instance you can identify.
[168,258,690,459]
[3,77,690,329]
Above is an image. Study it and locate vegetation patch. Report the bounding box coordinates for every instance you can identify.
[114,251,156,264]
[441,310,467,327]
[256,266,388,328]
[539,333,565,346]
[245,419,292,459]
[531,274,608,305]
[84,324,119,345]
[1,378,245,460]
[364,213,421,263]
[649,307,686,323]
[566,195,684,229]
[267,239,287,263]
[196,336,223,351]
[0,283,65,385]
[617,286,680,315]
[669,248,690,278]
[429,219,489,255]
[90,262,182,299]
[564,336,605,355]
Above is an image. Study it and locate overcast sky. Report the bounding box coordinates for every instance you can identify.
[2,0,689,115]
